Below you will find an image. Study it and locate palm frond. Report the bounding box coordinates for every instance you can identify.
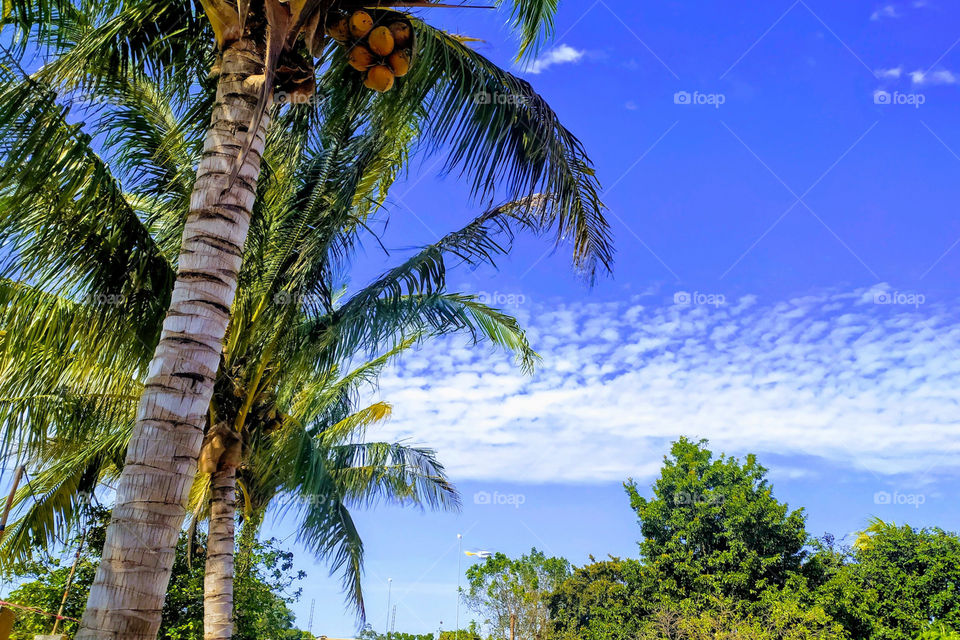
[0,63,176,351]
[498,0,558,60]
[0,424,128,568]
[378,22,613,279]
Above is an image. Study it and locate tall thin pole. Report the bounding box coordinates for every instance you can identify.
[456,534,462,640]
[0,465,25,542]
[52,525,88,635]
[307,598,315,635]
[385,578,393,640]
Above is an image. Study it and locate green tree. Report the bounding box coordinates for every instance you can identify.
[465,548,571,640]
[0,1,612,636]
[816,520,960,640]
[635,598,846,640]
[3,507,309,639]
[548,557,646,640]
[438,623,484,640]
[625,438,808,604]
[358,625,441,640]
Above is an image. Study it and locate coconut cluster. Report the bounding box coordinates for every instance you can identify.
[327,9,414,93]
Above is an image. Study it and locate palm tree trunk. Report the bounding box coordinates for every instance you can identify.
[204,462,238,640]
[77,38,271,640]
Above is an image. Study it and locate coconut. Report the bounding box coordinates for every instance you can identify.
[368,26,395,56]
[199,435,225,474]
[327,16,350,42]
[388,50,411,77]
[389,21,412,48]
[348,45,375,71]
[364,65,395,92]
[349,10,374,38]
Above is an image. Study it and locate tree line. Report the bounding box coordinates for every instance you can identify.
[455,440,960,640]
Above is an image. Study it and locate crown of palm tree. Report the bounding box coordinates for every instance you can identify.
[0,58,554,614]
[0,0,612,635]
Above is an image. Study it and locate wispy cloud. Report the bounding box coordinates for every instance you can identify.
[520,44,586,74]
[871,1,931,20]
[871,4,901,20]
[368,287,960,485]
[875,66,903,79]
[910,69,958,85]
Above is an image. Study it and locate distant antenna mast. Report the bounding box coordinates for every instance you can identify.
[308,598,315,634]
[391,605,397,634]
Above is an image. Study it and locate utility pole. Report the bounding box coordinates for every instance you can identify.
[456,533,462,640]
[385,578,393,640]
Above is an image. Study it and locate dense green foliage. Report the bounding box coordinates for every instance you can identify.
[358,623,482,640]
[545,439,960,640]
[814,520,960,640]
[2,508,311,639]
[464,548,570,640]
[626,438,809,604]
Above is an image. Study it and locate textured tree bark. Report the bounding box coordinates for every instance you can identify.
[204,462,238,640]
[77,38,271,640]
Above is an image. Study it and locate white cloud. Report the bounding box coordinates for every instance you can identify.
[875,66,903,79]
[365,287,960,485]
[871,4,900,19]
[521,44,585,74]
[910,69,958,85]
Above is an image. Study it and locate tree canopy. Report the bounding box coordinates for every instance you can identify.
[625,437,809,604]
[545,439,960,640]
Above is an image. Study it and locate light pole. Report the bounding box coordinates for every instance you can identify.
[456,533,462,640]
[385,578,393,640]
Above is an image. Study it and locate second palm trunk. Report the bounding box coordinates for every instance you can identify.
[205,460,239,640]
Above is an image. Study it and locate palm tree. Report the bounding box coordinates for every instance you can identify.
[853,517,896,551]
[0,1,612,636]
[0,60,550,638]
[3,334,459,639]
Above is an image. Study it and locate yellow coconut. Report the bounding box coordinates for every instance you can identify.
[349,10,374,38]
[364,65,395,92]
[326,16,350,42]
[389,21,412,48]
[348,45,375,71]
[368,26,395,56]
[388,49,411,77]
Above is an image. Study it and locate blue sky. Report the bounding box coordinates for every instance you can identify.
[270,0,960,634]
